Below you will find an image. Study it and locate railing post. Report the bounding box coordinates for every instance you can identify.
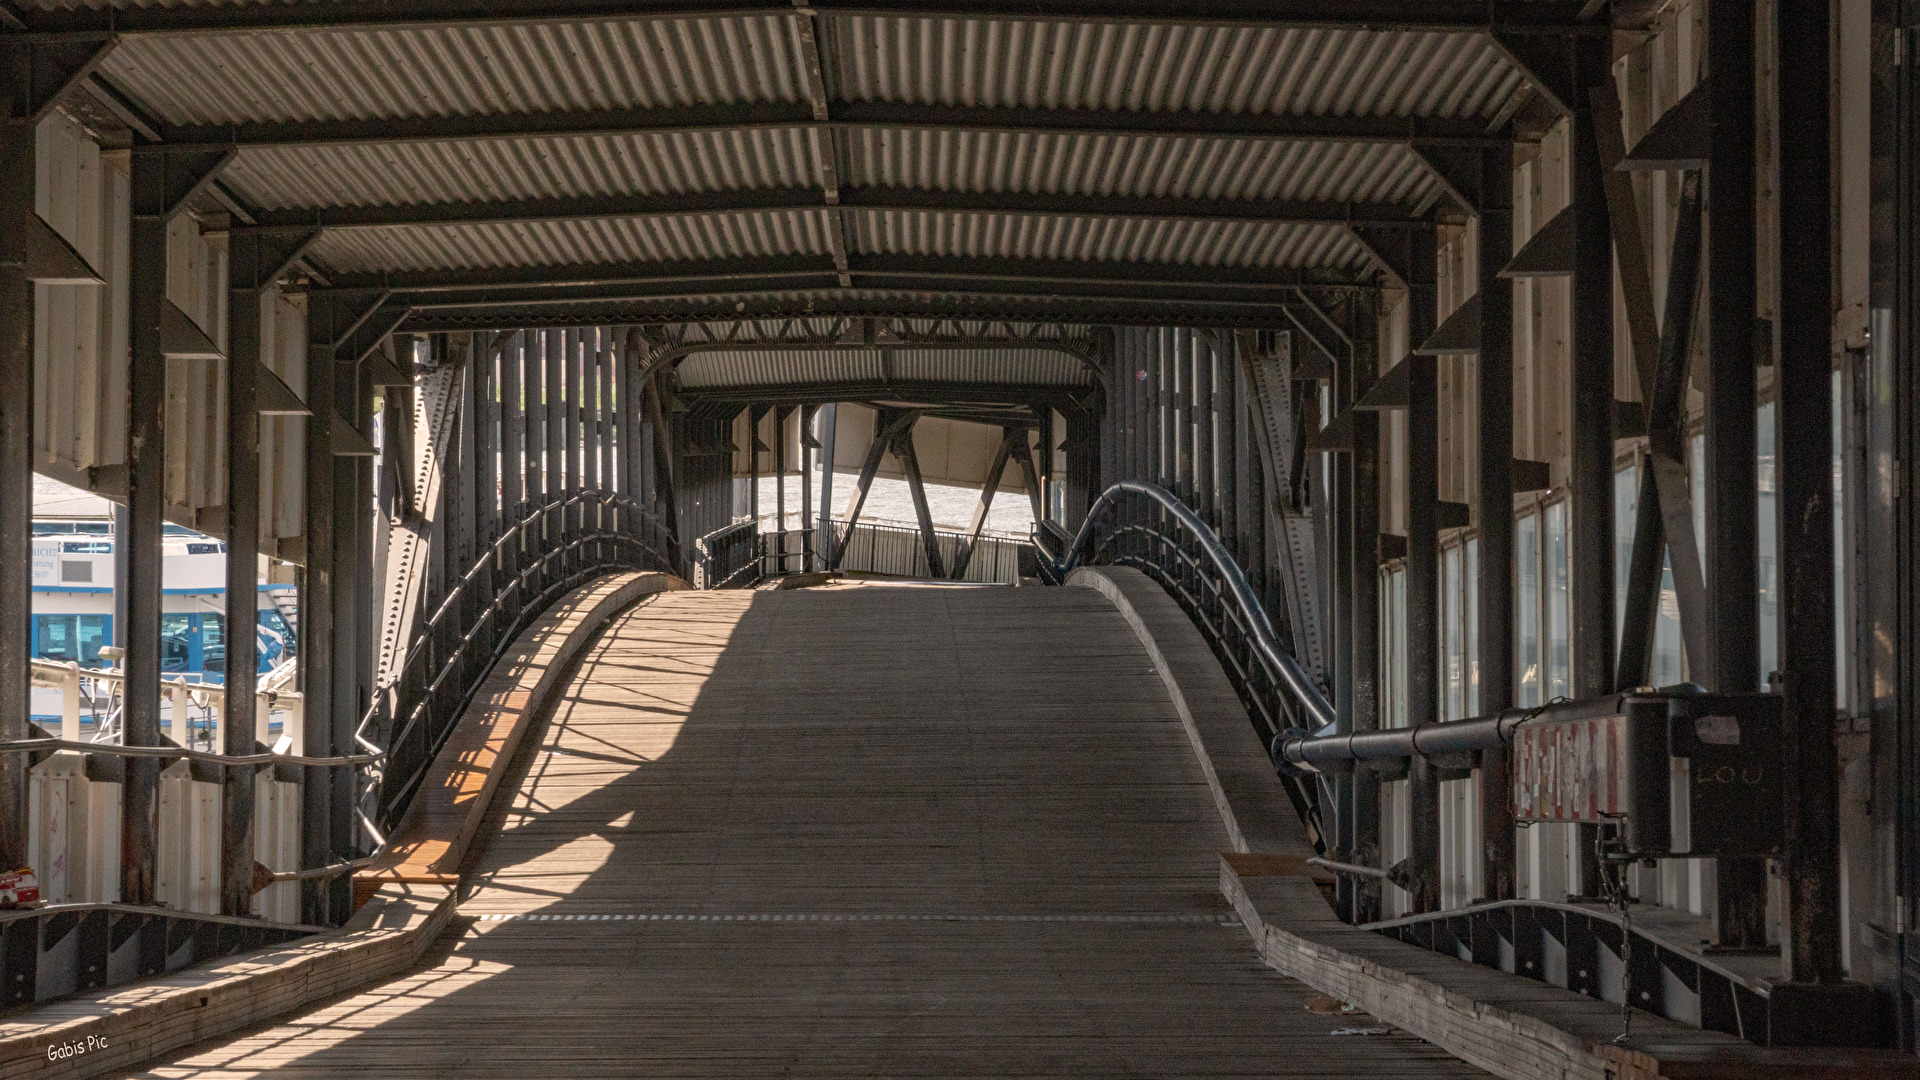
[61,664,81,743]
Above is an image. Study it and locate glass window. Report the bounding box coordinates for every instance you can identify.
[1517,512,1541,707]
[1382,566,1408,729]
[1546,501,1570,701]
[1615,464,1639,649]
[161,614,192,672]
[1443,544,1464,721]
[34,615,106,665]
[1759,400,1778,686]
[1465,538,1480,717]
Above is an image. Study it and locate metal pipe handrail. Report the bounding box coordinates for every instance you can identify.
[1055,481,1335,733]
[0,736,377,767]
[1272,685,1707,774]
[28,658,305,704]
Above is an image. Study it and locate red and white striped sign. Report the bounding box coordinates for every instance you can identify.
[1510,713,1629,822]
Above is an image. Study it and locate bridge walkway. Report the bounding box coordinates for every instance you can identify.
[124,583,1484,1078]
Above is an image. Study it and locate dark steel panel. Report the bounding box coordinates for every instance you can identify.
[0,99,31,870]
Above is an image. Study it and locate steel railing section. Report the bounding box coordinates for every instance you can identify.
[1,488,674,899]
[693,518,1030,588]
[365,490,675,842]
[693,519,761,588]
[1048,480,1334,847]
[1355,898,1771,1043]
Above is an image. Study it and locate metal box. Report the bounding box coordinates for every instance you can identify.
[1509,691,1782,858]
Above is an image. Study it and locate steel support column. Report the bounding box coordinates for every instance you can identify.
[1775,0,1842,989]
[1348,292,1383,923]
[1404,225,1441,914]
[221,250,266,917]
[815,402,837,567]
[1477,145,1518,901]
[544,330,564,589]
[1195,335,1216,525]
[298,295,341,926]
[1705,0,1769,948]
[893,420,945,578]
[0,93,30,871]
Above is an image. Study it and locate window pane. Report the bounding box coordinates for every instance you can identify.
[1759,399,1778,686]
[1517,512,1541,707]
[1616,464,1639,650]
[1466,538,1480,716]
[1443,545,1463,721]
[1546,501,1570,701]
[35,615,76,661]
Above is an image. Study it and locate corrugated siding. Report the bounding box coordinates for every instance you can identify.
[849,208,1369,269]
[164,214,228,525]
[308,209,832,272]
[829,16,1524,120]
[224,127,817,211]
[100,14,806,126]
[33,111,127,484]
[843,127,1438,206]
[260,286,307,550]
[678,346,1087,389]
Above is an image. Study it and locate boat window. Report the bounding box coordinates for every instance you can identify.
[35,615,108,667]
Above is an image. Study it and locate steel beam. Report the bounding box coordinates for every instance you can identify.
[1346,293,1383,923]
[150,102,1508,154]
[250,187,1425,236]
[1703,0,1768,950]
[0,75,32,871]
[221,238,264,915]
[891,419,945,578]
[15,2,1595,38]
[1568,33,1614,703]
[1403,226,1441,914]
[1775,0,1841,988]
[814,403,838,569]
[298,291,341,925]
[1476,144,1517,902]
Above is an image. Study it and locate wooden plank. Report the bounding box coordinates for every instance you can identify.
[114,581,1488,1078]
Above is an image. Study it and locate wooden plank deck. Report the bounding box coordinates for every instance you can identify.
[120,584,1486,1078]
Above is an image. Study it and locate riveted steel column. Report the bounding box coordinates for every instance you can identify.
[122,158,174,906]
[299,299,338,926]
[1568,34,1617,900]
[1478,144,1518,901]
[0,90,31,871]
[1173,329,1191,505]
[598,333,614,555]
[1776,0,1842,987]
[1703,0,1770,948]
[338,350,372,916]
[222,263,264,917]
[1349,292,1383,923]
[1406,226,1441,914]
[580,330,599,563]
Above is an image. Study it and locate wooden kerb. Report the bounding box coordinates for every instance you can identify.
[0,883,454,1080]
[357,571,688,889]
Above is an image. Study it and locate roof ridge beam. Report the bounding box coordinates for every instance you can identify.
[250,187,1428,231]
[310,253,1361,297]
[141,103,1504,152]
[11,2,1600,38]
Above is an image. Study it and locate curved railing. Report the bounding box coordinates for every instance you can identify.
[363,491,675,846]
[1045,481,1334,847]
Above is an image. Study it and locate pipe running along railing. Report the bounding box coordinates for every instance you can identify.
[0,490,674,889]
[1044,480,1335,849]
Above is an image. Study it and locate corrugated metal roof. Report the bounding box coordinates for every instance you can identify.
[224,128,817,211]
[100,13,805,126]
[828,16,1524,120]
[675,347,1089,389]
[308,209,831,272]
[848,209,1369,269]
[842,127,1437,205]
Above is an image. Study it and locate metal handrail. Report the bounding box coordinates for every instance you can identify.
[1055,481,1335,733]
